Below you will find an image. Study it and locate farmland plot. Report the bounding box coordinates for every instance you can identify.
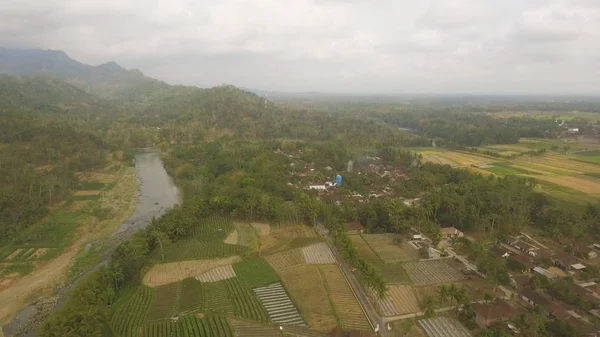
[522,174,600,195]
[374,284,419,316]
[143,256,242,287]
[229,318,280,337]
[148,283,180,321]
[280,265,337,331]
[225,278,269,321]
[302,243,335,264]
[177,278,203,313]
[111,286,154,337]
[234,258,280,288]
[161,241,249,262]
[253,282,306,327]
[204,281,236,314]
[265,249,305,272]
[418,317,471,337]
[318,265,371,331]
[196,265,236,283]
[403,260,464,286]
[176,314,233,337]
[361,234,416,263]
[349,235,382,265]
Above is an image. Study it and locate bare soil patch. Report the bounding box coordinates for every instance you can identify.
[73,190,102,196]
[142,256,242,287]
[6,249,23,261]
[27,248,50,260]
[250,222,271,236]
[224,230,239,245]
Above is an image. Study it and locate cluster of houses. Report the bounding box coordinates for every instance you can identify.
[472,235,600,336]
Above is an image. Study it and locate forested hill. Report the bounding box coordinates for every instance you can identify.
[0,47,168,101]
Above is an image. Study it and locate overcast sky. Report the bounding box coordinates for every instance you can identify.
[1,0,599,94]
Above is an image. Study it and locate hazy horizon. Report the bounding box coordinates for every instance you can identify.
[2,0,600,95]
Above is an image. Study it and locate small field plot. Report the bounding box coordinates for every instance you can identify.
[280,265,337,331]
[234,258,280,288]
[187,216,236,243]
[318,265,371,331]
[361,234,417,263]
[177,278,203,313]
[177,314,233,337]
[204,280,236,314]
[253,282,306,327]
[142,321,182,337]
[111,286,154,337]
[439,152,497,166]
[372,284,420,316]
[379,263,411,283]
[421,153,458,166]
[234,223,259,248]
[418,317,471,337]
[403,260,464,286]
[524,174,600,195]
[302,243,335,264]
[226,278,269,321]
[148,283,180,321]
[349,235,382,265]
[265,248,305,272]
[196,265,236,283]
[143,256,242,287]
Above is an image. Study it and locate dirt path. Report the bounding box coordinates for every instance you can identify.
[0,229,90,325]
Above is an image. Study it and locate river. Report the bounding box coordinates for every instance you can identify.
[2,152,180,337]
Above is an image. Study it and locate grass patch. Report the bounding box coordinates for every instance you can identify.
[110,285,154,337]
[573,157,600,165]
[69,194,101,201]
[575,150,600,156]
[203,281,235,314]
[534,180,599,205]
[379,263,411,283]
[79,182,107,190]
[177,278,203,313]
[235,223,259,248]
[585,173,600,179]
[68,246,105,281]
[485,163,539,175]
[233,257,280,288]
[0,262,35,277]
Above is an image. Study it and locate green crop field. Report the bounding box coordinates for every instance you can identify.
[225,278,269,321]
[203,281,236,314]
[148,283,181,321]
[187,216,235,242]
[484,163,540,176]
[111,286,154,337]
[178,278,204,313]
[379,263,411,283]
[142,314,233,337]
[233,258,280,288]
[235,223,259,248]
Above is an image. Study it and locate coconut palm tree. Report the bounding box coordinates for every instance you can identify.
[419,296,437,318]
[437,285,450,305]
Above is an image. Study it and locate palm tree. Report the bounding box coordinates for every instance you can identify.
[419,296,437,318]
[437,285,450,305]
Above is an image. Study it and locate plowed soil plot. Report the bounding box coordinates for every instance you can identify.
[195,265,236,283]
[143,256,242,287]
[403,260,464,286]
[375,284,419,316]
[265,249,305,272]
[253,283,306,327]
[148,282,180,321]
[280,265,337,331]
[318,265,371,331]
[301,243,335,264]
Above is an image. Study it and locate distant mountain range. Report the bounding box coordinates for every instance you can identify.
[0,47,168,100]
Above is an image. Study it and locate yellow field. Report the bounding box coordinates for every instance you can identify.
[279,264,337,332]
[265,249,305,272]
[361,234,416,263]
[420,151,498,167]
[518,155,600,174]
[523,175,600,195]
[142,256,242,287]
[388,284,420,315]
[318,265,371,331]
[421,154,457,166]
[486,144,532,153]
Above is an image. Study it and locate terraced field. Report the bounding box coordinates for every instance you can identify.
[301,243,335,264]
[418,317,471,337]
[111,286,154,337]
[403,260,464,286]
[318,265,371,331]
[280,265,337,331]
[204,281,236,314]
[177,278,203,313]
[253,282,305,326]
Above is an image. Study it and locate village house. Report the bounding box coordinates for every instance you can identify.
[489,246,511,258]
[510,275,531,290]
[440,227,464,239]
[574,243,599,259]
[346,221,365,234]
[520,288,551,307]
[508,254,534,274]
[554,252,587,271]
[533,266,558,280]
[472,299,516,328]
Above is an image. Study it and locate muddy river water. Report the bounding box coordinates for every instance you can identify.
[3,152,180,336]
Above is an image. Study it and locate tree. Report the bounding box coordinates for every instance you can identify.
[437,285,450,305]
[419,295,437,318]
[151,230,170,261]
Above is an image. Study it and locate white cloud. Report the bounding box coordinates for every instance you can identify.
[0,0,599,94]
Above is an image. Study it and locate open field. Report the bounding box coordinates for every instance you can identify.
[235,223,259,248]
[255,224,322,255]
[265,248,305,272]
[318,265,371,331]
[280,265,337,331]
[253,282,305,326]
[403,260,464,286]
[111,286,154,337]
[148,283,180,321]
[233,258,280,288]
[375,284,420,316]
[143,256,242,287]
[523,174,600,195]
[302,243,336,264]
[145,314,234,337]
[361,234,417,263]
[349,235,382,265]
